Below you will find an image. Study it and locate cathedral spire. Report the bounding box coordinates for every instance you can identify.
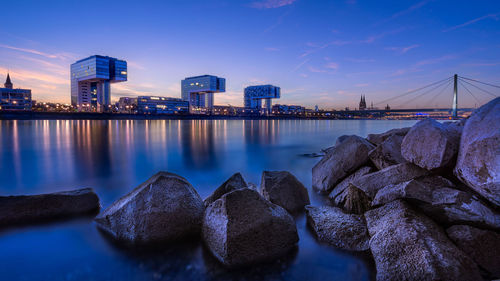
[4,73,13,89]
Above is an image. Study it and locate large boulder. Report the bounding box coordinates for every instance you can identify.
[424,187,500,230]
[331,184,371,215]
[95,172,204,244]
[368,134,406,170]
[454,97,500,207]
[312,136,375,194]
[0,188,99,227]
[328,166,373,205]
[365,200,482,281]
[305,206,369,251]
[447,225,500,279]
[351,163,429,198]
[372,178,500,230]
[371,179,432,207]
[367,127,410,146]
[401,118,461,170]
[202,188,298,267]
[260,171,310,213]
[204,173,247,207]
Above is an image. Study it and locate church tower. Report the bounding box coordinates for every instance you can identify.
[4,73,13,89]
[359,95,367,110]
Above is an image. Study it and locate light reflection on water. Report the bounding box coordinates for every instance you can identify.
[0,119,416,281]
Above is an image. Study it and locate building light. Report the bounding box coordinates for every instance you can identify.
[121,71,127,75]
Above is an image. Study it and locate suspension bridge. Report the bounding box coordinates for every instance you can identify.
[344,74,500,118]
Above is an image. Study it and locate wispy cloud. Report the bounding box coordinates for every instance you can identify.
[292,59,309,72]
[300,40,351,57]
[361,28,405,44]
[443,13,500,32]
[250,0,297,9]
[325,62,339,70]
[385,44,420,54]
[0,44,73,60]
[375,0,431,26]
[355,83,370,87]
[345,58,376,63]
[265,47,280,51]
[415,54,456,66]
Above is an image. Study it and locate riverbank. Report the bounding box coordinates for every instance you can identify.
[0,111,462,120]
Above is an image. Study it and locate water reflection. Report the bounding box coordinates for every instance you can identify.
[0,119,417,281]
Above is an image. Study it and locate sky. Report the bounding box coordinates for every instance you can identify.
[0,0,499,109]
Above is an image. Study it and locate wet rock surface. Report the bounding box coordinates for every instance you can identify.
[202,188,298,267]
[454,97,500,207]
[260,171,310,213]
[312,135,375,194]
[95,172,204,244]
[204,173,248,207]
[368,134,406,170]
[0,188,100,227]
[351,162,428,198]
[447,225,500,279]
[305,205,369,251]
[365,200,482,281]
[401,118,461,170]
[366,127,410,146]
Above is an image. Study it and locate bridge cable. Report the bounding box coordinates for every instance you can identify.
[458,80,481,104]
[424,79,453,108]
[396,77,453,108]
[459,76,500,89]
[374,76,453,106]
[459,78,499,98]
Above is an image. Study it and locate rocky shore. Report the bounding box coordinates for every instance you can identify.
[1,97,498,280]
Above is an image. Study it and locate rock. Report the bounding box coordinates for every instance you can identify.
[335,134,357,146]
[423,187,500,230]
[454,97,500,208]
[202,188,298,267]
[95,172,204,244]
[372,177,500,230]
[351,163,429,198]
[204,173,247,207]
[447,225,500,279]
[367,127,410,146]
[371,179,432,207]
[260,171,310,213]
[365,200,482,281]
[305,206,369,251]
[368,134,406,170]
[328,166,373,205]
[401,118,461,170]
[0,188,100,227]
[312,135,375,194]
[332,184,371,215]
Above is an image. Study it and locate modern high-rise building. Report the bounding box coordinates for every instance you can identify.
[244,85,281,115]
[0,73,32,111]
[137,96,189,114]
[181,75,225,113]
[70,55,127,112]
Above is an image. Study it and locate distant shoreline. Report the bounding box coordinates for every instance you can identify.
[0,111,458,121]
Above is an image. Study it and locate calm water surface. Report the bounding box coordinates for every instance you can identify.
[0,119,416,281]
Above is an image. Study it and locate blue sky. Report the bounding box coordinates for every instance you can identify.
[0,0,499,109]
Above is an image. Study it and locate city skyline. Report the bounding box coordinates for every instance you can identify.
[1,0,499,109]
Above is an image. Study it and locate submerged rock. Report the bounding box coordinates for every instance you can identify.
[204,173,247,207]
[447,225,500,279]
[401,118,461,170]
[305,205,369,251]
[95,172,204,244]
[312,135,375,194]
[366,127,410,146]
[202,188,298,267]
[0,188,100,227]
[260,171,310,213]
[351,162,428,198]
[368,134,406,170]
[454,97,500,208]
[365,200,482,281]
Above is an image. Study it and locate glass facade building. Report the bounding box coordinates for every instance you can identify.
[70,55,127,112]
[244,85,281,115]
[137,96,189,114]
[181,75,225,113]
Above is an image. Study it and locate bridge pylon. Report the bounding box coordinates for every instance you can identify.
[452,74,458,118]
